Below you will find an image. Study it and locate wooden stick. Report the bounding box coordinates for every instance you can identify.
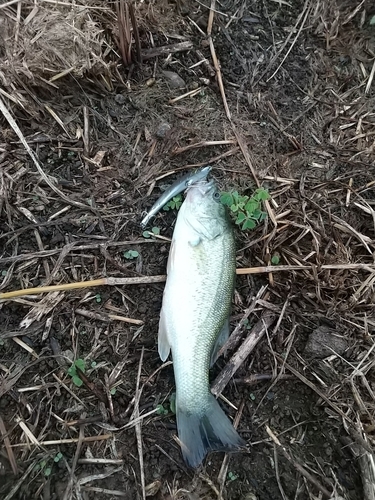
[211,311,276,397]
[0,276,166,299]
[141,41,193,61]
[10,434,112,448]
[1,263,374,300]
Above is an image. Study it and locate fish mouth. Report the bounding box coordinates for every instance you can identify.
[185,179,216,200]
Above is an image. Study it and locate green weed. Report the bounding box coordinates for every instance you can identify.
[142,226,160,238]
[123,250,139,260]
[220,187,269,230]
[68,358,85,387]
[163,194,182,211]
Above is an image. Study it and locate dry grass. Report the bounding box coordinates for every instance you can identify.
[0,0,375,499]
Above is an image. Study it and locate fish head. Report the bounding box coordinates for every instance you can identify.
[183,180,230,240]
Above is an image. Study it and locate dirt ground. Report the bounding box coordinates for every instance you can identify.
[1,1,375,499]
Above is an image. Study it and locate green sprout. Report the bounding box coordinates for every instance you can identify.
[95,293,102,303]
[54,452,63,463]
[156,403,169,416]
[271,254,280,265]
[36,459,52,477]
[163,194,182,211]
[220,187,269,230]
[156,393,176,416]
[142,226,160,238]
[227,471,239,482]
[68,358,85,387]
[123,250,139,260]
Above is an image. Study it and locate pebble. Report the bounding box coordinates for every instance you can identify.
[155,122,171,139]
[115,94,126,105]
[162,70,186,89]
[305,326,349,358]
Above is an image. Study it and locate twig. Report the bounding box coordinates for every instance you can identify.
[133,347,146,500]
[63,415,86,500]
[172,140,236,155]
[274,443,288,500]
[0,239,164,262]
[0,275,166,300]
[211,311,276,397]
[75,308,143,325]
[169,87,202,104]
[141,41,193,61]
[266,0,312,82]
[10,434,112,448]
[0,415,18,475]
[216,285,268,360]
[365,60,375,95]
[3,263,375,300]
[207,0,231,120]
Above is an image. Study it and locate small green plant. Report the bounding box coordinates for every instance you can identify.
[221,187,269,230]
[123,250,139,260]
[142,226,160,238]
[36,459,52,477]
[54,452,63,463]
[110,387,117,396]
[156,403,169,416]
[243,318,252,330]
[95,293,102,303]
[163,194,182,211]
[68,358,85,387]
[271,253,280,265]
[227,471,239,482]
[155,394,176,416]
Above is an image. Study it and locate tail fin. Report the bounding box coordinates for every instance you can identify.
[176,393,245,468]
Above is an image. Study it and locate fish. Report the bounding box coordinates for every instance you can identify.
[140,166,211,229]
[158,178,245,467]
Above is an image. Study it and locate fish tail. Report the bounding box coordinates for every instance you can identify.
[176,392,245,468]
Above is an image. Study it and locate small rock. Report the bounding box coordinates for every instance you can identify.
[146,78,156,87]
[114,94,126,105]
[189,81,199,90]
[162,70,186,89]
[304,326,349,358]
[155,122,171,139]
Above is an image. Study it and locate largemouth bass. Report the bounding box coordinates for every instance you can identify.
[158,179,244,467]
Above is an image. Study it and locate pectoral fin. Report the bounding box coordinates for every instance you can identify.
[210,318,230,367]
[158,305,171,361]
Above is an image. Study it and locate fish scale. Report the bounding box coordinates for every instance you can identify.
[158,179,244,467]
